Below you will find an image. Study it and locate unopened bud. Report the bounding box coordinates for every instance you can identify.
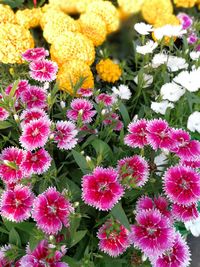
[14,114,19,122]
[44,82,50,90]
[48,244,56,249]
[74,202,79,208]
[79,109,83,116]
[81,151,85,155]
[49,235,54,241]
[60,101,66,109]
[101,109,106,115]
[86,156,91,162]
[49,133,54,140]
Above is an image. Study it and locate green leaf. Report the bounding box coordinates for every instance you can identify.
[0,226,9,235]
[91,139,112,161]
[2,0,25,8]
[119,102,130,127]
[72,150,89,174]
[0,121,12,129]
[9,228,21,246]
[111,202,131,231]
[70,230,87,248]
[62,256,81,267]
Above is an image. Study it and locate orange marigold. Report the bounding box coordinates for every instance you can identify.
[96,59,122,83]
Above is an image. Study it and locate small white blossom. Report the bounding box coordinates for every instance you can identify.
[185,216,200,237]
[153,25,186,41]
[190,51,200,61]
[173,68,200,92]
[134,22,153,35]
[151,100,174,115]
[60,101,66,109]
[112,85,132,100]
[160,82,185,102]
[187,111,200,133]
[134,74,153,88]
[151,53,188,71]
[44,82,50,90]
[136,40,158,55]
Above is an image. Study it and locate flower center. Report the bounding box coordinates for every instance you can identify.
[48,205,57,214]
[31,155,38,162]
[180,179,189,190]
[98,182,108,192]
[32,128,39,137]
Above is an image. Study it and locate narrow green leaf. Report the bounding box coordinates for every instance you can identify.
[91,139,112,160]
[72,150,89,174]
[62,256,81,267]
[9,228,21,246]
[0,121,12,129]
[111,202,131,231]
[119,102,130,127]
[70,230,87,248]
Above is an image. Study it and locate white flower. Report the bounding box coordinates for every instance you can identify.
[185,216,200,237]
[151,53,188,71]
[166,56,188,72]
[154,150,169,175]
[134,22,153,35]
[160,82,185,102]
[173,68,200,92]
[151,100,174,115]
[151,53,168,68]
[44,82,50,90]
[187,111,200,133]
[112,84,132,100]
[134,74,153,88]
[153,25,186,40]
[136,40,158,55]
[190,51,200,61]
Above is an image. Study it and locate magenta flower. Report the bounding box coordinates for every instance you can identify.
[153,233,190,267]
[20,118,51,151]
[97,220,131,257]
[0,185,34,222]
[172,203,199,222]
[82,167,124,211]
[181,158,200,169]
[96,93,114,106]
[19,240,69,267]
[77,88,93,97]
[5,80,29,99]
[32,187,74,235]
[130,209,174,257]
[29,59,58,82]
[20,86,47,109]
[103,113,123,131]
[136,196,171,219]
[187,32,198,44]
[0,107,9,121]
[163,165,200,205]
[22,48,49,62]
[117,155,149,188]
[0,147,26,184]
[124,119,148,148]
[170,129,200,160]
[54,121,78,150]
[177,13,193,30]
[20,108,48,127]
[67,99,96,123]
[146,119,173,150]
[20,148,51,175]
[0,245,13,267]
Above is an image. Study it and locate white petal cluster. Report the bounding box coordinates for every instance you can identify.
[185,216,200,237]
[160,82,185,102]
[112,84,132,100]
[136,40,158,55]
[173,68,200,92]
[134,22,153,35]
[151,100,174,115]
[187,111,200,133]
[153,25,186,41]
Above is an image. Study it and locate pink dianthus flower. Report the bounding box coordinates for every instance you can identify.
[20,86,47,109]
[22,48,49,62]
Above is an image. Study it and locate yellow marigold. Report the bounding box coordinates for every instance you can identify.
[16,8,42,29]
[57,60,94,95]
[96,59,122,83]
[173,0,196,7]
[48,0,78,14]
[86,1,120,34]
[79,13,107,46]
[117,0,144,16]
[50,32,95,66]
[76,0,103,13]
[141,0,173,25]
[0,4,15,24]
[40,5,62,29]
[0,23,34,64]
[43,14,80,44]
